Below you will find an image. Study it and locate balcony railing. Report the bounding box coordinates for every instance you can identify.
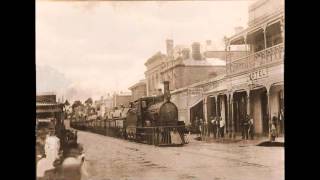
[227,43,284,75]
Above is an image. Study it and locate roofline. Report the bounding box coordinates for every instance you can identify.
[171,74,226,94]
[128,81,147,90]
[227,10,284,45]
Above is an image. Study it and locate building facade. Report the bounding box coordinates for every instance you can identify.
[140,0,284,139]
[170,75,227,127]
[162,0,284,139]
[129,79,147,101]
[224,0,284,137]
[145,40,228,96]
[144,52,167,96]
[112,92,132,108]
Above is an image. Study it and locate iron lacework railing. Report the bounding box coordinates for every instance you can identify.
[227,43,284,75]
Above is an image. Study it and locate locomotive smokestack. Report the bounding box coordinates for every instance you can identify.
[163,81,171,102]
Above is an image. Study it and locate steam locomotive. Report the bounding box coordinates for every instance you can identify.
[71,81,186,146]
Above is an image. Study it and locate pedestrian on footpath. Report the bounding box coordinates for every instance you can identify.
[270,115,278,142]
[219,116,225,138]
[242,115,249,140]
[248,115,254,140]
[211,116,217,139]
[216,116,221,138]
[199,118,204,138]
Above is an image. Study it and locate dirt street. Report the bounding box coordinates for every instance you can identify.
[78,131,284,180]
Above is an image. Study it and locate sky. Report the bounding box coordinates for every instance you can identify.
[36,0,251,102]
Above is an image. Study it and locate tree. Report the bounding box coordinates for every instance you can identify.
[64,100,70,106]
[85,98,93,106]
[72,100,82,110]
[63,100,71,119]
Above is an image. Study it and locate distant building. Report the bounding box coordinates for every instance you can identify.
[144,52,167,96]
[112,92,132,108]
[160,51,226,90]
[128,79,147,101]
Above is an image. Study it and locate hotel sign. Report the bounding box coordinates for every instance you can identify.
[188,88,203,96]
[249,68,268,81]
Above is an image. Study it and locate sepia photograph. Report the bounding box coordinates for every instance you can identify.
[36,0,284,180]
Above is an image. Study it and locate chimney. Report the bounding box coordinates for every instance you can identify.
[192,42,202,60]
[166,39,174,59]
[163,81,171,102]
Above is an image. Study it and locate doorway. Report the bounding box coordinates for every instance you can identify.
[233,91,247,134]
[260,91,269,135]
[190,100,204,129]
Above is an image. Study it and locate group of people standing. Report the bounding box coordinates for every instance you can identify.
[195,116,225,139]
[242,114,254,140]
[210,116,225,138]
[195,114,254,140]
[194,110,284,141]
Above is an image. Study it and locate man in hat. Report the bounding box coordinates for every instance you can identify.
[219,115,225,138]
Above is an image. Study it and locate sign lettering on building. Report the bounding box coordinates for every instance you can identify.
[249,68,268,81]
[188,88,203,96]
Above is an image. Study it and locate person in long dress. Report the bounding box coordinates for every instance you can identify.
[37,130,61,178]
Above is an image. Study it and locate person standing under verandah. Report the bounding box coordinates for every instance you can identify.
[210,116,217,139]
[199,118,204,138]
[242,115,250,140]
[219,115,225,138]
[248,115,254,140]
[216,116,221,139]
[270,115,278,142]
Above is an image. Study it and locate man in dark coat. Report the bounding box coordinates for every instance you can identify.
[242,115,250,140]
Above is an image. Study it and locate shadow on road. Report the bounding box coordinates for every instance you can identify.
[257,141,284,147]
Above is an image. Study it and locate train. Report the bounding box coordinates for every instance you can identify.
[71,81,187,146]
[36,94,84,180]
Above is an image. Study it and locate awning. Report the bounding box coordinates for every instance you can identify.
[189,98,203,109]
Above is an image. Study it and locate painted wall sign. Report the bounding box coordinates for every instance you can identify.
[188,88,203,96]
[249,68,268,81]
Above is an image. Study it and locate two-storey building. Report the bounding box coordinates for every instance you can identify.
[224,0,284,138]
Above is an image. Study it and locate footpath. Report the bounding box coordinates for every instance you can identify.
[185,134,284,146]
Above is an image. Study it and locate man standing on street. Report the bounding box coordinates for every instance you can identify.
[248,115,254,140]
[242,115,250,140]
[199,118,204,138]
[219,116,225,138]
[216,116,221,138]
[211,116,217,139]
